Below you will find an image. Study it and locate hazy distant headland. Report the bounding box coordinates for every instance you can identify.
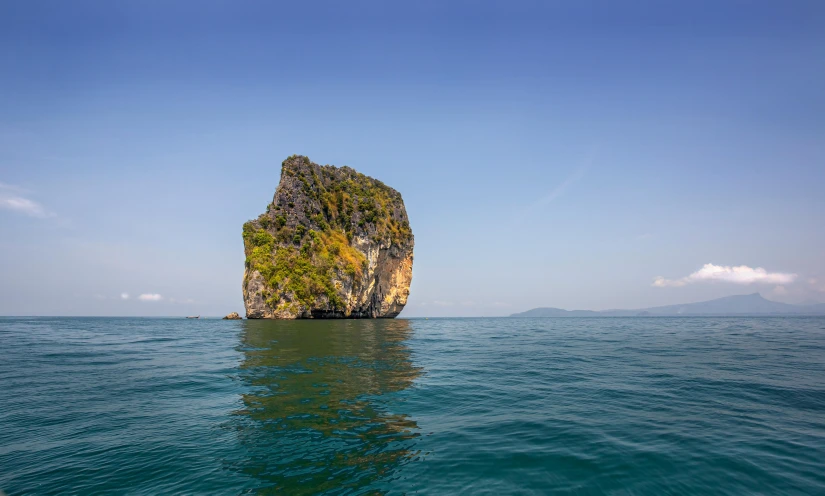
[512,293,825,317]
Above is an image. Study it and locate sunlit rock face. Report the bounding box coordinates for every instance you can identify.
[242,155,414,319]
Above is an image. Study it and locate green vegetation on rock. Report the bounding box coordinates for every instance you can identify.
[243,222,367,313]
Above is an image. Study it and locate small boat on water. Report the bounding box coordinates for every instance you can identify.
[186,315,200,319]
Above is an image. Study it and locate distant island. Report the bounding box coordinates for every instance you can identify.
[242,155,414,319]
[511,293,825,317]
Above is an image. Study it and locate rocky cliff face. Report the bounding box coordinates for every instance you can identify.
[242,155,414,319]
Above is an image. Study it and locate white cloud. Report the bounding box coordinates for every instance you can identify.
[121,293,130,300]
[652,276,688,288]
[772,285,788,295]
[0,182,54,218]
[138,293,163,301]
[0,195,53,218]
[654,263,797,288]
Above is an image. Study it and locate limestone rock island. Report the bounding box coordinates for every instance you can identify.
[242,155,414,319]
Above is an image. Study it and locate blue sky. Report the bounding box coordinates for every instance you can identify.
[1,1,824,316]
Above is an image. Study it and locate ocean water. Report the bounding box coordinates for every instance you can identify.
[1,317,824,495]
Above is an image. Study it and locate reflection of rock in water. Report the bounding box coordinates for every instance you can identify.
[232,319,422,494]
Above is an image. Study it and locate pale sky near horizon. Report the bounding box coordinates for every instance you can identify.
[1,1,824,317]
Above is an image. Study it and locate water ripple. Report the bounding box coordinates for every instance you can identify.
[1,316,825,494]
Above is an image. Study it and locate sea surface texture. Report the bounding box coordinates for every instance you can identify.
[1,317,824,495]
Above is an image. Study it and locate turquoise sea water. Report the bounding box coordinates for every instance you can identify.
[1,317,824,495]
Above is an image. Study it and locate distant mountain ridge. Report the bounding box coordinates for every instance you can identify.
[511,293,825,317]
